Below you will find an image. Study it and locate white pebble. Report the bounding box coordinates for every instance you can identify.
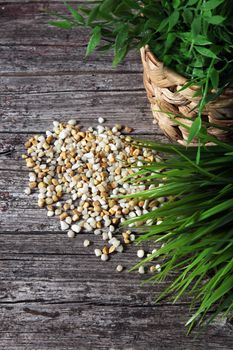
[59,129,69,139]
[71,224,81,233]
[24,188,31,195]
[102,232,108,240]
[83,239,90,247]
[98,117,105,124]
[137,249,145,258]
[47,211,54,217]
[101,253,108,261]
[94,248,102,257]
[60,221,69,231]
[138,266,145,274]
[155,264,161,272]
[130,234,135,241]
[152,248,157,254]
[68,119,76,125]
[116,245,124,253]
[116,265,123,272]
[94,229,101,235]
[67,230,75,238]
[65,216,72,225]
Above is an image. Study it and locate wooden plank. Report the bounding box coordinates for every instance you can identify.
[0,251,171,304]
[0,3,90,46]
[0,45,141,75]
[0,73,144,94]
[0,91,158,133]
[0,302,232,350]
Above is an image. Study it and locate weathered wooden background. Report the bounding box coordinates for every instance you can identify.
[0,2,232,349]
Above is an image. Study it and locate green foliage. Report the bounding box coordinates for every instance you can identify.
[123,134,233,331]
[50,0,233,143]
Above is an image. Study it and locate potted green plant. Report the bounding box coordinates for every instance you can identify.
[50,0,233,144]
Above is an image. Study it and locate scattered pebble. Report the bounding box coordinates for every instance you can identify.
[83,239,90,247]
[101,253,109,261]
[94,248,102,257]
[60,221,69,231]
[71,224,81,234]
[137,249,145,258]
[116,264,124,272]
[24,188,31,195]
[130,234,135,241]
[67,230,75,238]
[98,117,105,124]
[149,266,156,273]
[138,266,145,274]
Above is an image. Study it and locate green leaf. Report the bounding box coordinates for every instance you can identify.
[191,17,202,36]
[113,45,128,66]
[168,10,179,31]
[96,43,112,52]
[87,5,100,25]
[156,17,169,33]
[64,3,85,24]
[115,24,129,52]
[100,0,115,14]
[164,32,176,52]
[86,26,101,56]
[195,46,218,59]
[188,117,202,143]
[205,15,225,24]
[173,0,181,8]
[182,9,193,24]
[123,0,141,9]
[49,20,73,29]
[201,0,225,11]
[210,68,219,90]
[194,35,212,45]
[187,0,199,5]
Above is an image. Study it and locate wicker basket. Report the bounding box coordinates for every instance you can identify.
[141,45,233,144]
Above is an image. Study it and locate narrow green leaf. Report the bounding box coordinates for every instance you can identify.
[164,32,176,52]
[188,117,202,143]
[87,5,100,25]
[210,68,219,90]
[202,0,225,11]
[123,0,141,9]
[168,10,179,31]
[115,25,129,52]
[173,0,181,8]
[86,26,101,56]
[194,35,212,45]
[191,17,202,36]
[49,20,73,29]
[113,45,128,66]
[195,46,218,59]
[156,18,169,33]
[205,15,225,24]
[187,0,199,5]
[182,9,193,24]
[64,3,85,24]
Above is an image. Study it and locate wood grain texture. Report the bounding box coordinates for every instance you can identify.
[0,1,232,349]
[0,90,156,132]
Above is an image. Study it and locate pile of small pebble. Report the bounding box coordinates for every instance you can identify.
[22,119,162,274]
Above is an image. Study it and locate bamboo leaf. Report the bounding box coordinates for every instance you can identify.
[86,26,101,56]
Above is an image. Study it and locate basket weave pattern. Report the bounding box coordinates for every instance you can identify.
[141,45,233,144]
